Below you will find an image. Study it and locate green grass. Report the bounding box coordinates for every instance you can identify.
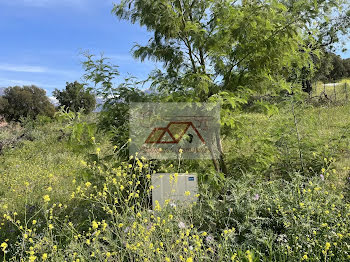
[0,121,86,212]
[0,103,349,261]
[224,102,350,183]
[311,79,350,102]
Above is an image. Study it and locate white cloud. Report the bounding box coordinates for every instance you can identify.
[0,64,48,73]
[0,63,80,78]
[0,78,39,86]
[49,96,59,105]
[0,78,60,89]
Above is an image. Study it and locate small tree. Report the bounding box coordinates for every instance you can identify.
[82,54,150,155]
[113,0,350,173]
[53,81,96,114]
[0,85,55,122]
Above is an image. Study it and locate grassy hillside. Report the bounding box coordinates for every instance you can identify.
[0,103,349,261]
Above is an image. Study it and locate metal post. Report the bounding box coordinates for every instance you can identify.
[345,82,348,101]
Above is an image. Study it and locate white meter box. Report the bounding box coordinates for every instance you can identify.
[152,173,198,209]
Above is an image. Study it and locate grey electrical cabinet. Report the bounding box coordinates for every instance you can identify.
[152,173,198,209]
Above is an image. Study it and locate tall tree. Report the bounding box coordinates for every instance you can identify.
[53,81,96,114]
[114,0,348,96]
[113,0,349,173]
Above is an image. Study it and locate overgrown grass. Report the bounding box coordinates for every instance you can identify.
[225,102,350,182]
[0,102,349,261]
[312,79,350,102]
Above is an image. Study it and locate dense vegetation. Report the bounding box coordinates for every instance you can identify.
[0,0,350,261]
[0,99,349,261]
[53,81,96,114]
[0,85,55,122]
[314,53,350,82]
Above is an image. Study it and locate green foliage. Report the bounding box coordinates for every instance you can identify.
[196,171,349,261]
[0,120,87,212]
[222,102,350,178]
[0,85,55,122]
[0,1,350,261]
[0,141,348,261]
[0,96,9,113]
[314,51,350,82]
[53,81,96,114]
[55,107,97,151]
[82,52,120,97]
[82,54,152,154]
[344,58,350,77]
[0,102,349,261]
[112,0,349,173]
[113,0,348,105]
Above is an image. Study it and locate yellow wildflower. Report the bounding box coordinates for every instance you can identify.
[92,221,98,229]
[1,242,8,251]
[43,195,50,203]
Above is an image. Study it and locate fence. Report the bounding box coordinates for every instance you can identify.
[309,81,349,103]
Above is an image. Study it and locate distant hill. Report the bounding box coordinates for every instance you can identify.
[0,87,5,96]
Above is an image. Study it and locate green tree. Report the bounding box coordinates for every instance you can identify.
[0,85,55,122]
[82,53,151,155]
[344,58,350,77]
[113,0,349,97]
[313,50,334,82]
[314,52,349,82]
[113,0,349,173]
[53,81,96,114]
[328,53,346,81]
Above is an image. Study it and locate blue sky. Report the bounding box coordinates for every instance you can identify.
[0,0,349,100]
[0,0,158,99]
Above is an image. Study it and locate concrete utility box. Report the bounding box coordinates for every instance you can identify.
[152,173,198,209]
